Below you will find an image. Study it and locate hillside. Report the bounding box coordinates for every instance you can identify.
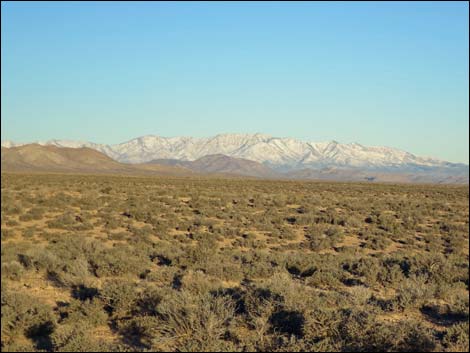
[150,154,278,178]
[1,144,193,176]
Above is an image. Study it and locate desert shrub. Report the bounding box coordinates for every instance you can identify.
[101,186,113,194]
[178,235,218,270]
[1,289,56,349]
[1,228,15,240]
[119,315,160,349]
[269,309,304,337]
[340,310,437,351]
[47,256,91,287]
[103,217,121,230]
[19,207,46,221]
[17,247,58,272]
[178,270,223,295]
[262,271,313,312]
[362,232,392,250]
[99,280,139,318]
[22,226,37,239]
[284,254,317,278]
[50,323,110,352]
[442,322,469,352]
[302,307,342,351]
[377,213,401,233]
[107,231,128,241]
[402,213,420,230]
[46,212,94,231]
[1,339,37,352]
[421,295,469,325]
[343,257,382,286]
[41,192,74,209]
[295,213,315,226]
[341,215,362,228]
[278,226,297,241]
[71,284,100,301]
[204,254,244,282]
[57,298,108,328]
[1,203,22,215]
[90,245,151,278]
[128,224,154,239]
[408,253,459,288]
[305,224,344,251]
[5,219,19,227]
[132,286,166,317]
[243,288,281,350]
[1,260,24,280]
[377,260,406,286]
[305,267,343,288]
[150,290,236,351]
[347,285,373,307]
[241,250,277,279]
[394,274,435,310]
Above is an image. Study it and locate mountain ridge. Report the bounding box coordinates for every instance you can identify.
[3,133,465,168]
[2,134,468,184]
[1,142,468,184]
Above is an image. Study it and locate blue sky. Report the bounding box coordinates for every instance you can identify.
[1,1,468,163]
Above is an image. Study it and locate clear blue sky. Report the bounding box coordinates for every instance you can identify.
[1,1,468,163]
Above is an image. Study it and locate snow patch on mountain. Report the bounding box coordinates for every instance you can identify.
[2,134,467,173]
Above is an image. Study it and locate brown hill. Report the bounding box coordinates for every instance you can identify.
[149,154,278,178]
[1,144,193,176]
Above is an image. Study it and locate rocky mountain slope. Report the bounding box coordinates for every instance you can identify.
[2,134,468,183]
[150,154,278,178]
[3,133,465,170]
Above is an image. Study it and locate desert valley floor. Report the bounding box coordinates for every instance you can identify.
[1,173,469,352]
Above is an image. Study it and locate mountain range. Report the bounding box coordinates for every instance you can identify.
[2,134,468,183]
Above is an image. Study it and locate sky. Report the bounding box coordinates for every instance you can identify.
[1,1,469,163]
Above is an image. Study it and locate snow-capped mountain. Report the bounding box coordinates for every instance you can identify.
[1,134,467,173]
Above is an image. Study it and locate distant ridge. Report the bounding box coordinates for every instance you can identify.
[2,134,468,183]
[285,167,469,184]
[2,133,466,169]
